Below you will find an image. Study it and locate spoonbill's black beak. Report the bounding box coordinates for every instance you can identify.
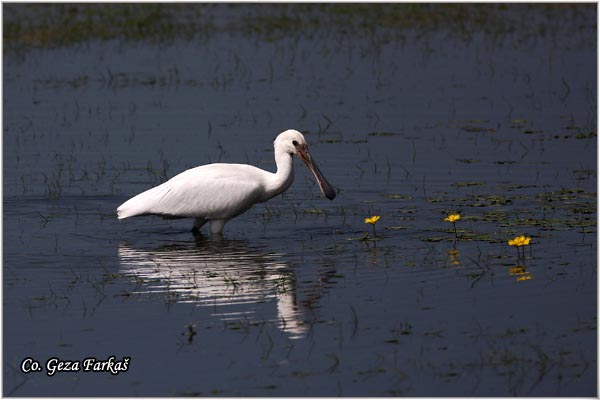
[297,146,336,200]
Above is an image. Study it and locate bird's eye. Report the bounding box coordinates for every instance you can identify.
[292,140,299,146]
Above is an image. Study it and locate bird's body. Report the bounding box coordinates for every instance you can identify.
[117,130,335,234]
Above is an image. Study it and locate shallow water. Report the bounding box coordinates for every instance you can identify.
[4,4,597,396]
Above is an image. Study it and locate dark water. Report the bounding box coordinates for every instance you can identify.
[4,4,597,396]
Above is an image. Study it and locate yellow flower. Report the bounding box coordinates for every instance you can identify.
[508,235,531,247]
[365,215,381,225]
[444,213,461,223]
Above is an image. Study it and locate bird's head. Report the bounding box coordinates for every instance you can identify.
[274,129,336,200]
[274,129,308,156]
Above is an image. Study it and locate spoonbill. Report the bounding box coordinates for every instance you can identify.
[117,129,336,234]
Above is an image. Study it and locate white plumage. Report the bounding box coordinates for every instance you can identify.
[117,129,336,234]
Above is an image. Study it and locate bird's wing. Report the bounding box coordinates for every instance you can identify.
[117,164,267,220]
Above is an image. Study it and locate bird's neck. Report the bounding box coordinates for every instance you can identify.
[263,148,294,201]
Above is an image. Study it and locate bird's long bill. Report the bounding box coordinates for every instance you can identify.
[298,147,336,200]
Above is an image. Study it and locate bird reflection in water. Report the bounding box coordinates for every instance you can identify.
[118,236,323,339]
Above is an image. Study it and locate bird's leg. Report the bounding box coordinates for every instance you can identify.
[210,219,227,235]
[192,217,207,234]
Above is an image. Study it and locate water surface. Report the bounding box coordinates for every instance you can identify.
[4,4,596,396]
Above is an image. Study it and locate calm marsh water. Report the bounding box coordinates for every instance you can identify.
[3,4,597,396]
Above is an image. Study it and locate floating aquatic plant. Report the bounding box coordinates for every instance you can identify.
[365,215,381,238]
[444,213,461,223]
[365,215,381,224]
[508,235,532,261]
[508,235,531,246]
[444,213,461,245]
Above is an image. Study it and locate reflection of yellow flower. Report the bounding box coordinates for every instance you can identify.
[508,235,531,247]
[509,265,532,282]
[365,215,381,225]
[449,248,461,267]
[509,266,527,275]
[444,214,461,223]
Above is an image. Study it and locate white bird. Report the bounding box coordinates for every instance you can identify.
[117,129,336,234]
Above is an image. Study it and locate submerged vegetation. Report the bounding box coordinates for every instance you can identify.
[4,2,596,397]
[4,3,596,51]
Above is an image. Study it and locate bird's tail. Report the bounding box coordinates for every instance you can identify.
[117,184,171,219]
[117,190,152,219]
[117,198,139,219]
